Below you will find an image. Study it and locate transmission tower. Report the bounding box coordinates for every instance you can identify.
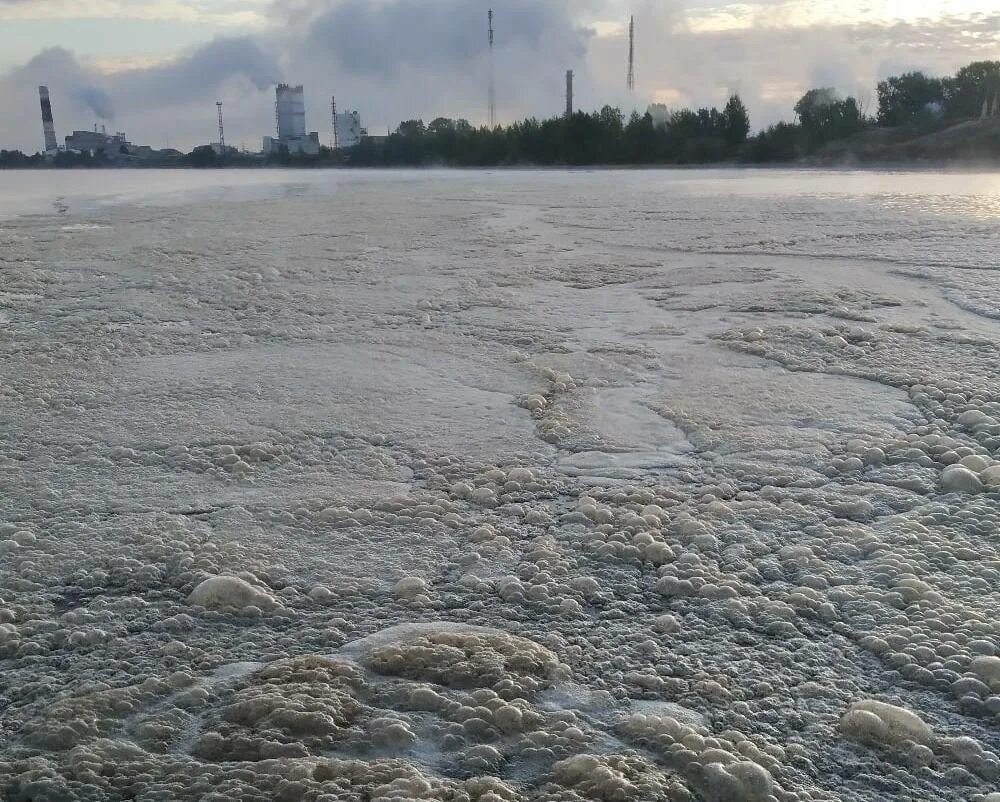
[488,9,496,128]
[627,16,635,93]
[216,101,225,150]
[331,96,340,148]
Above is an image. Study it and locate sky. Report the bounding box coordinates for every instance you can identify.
[0,0,998,153]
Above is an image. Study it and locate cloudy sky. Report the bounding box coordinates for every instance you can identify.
[1,0,998,152]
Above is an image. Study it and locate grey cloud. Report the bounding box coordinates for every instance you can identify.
[2,1,999,152]
[73,85,114,120]
[0,38,281,151]
[271,0,598,139]
[108,36,280,106]
[589,10,1000,133]
[302,0,590,78]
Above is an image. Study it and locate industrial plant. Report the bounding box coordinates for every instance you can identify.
[333,107,367,148]
[263,84,321,156]
[35,85,177,163]
[29,80,371,163]
[19,8,615,164]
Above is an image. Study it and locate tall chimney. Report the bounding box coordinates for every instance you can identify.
[38,86,58,152]
[565,70,574,118]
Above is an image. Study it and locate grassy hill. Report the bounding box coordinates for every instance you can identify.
[814,116,1000,165]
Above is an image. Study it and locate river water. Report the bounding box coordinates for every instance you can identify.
[1,168,998,801]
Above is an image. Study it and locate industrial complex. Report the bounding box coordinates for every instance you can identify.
[263,84,320,156]
[33,82,369,162]
[26,10,597,162]
[36,85,182,163]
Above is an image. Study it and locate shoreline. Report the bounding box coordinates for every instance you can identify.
[2,159,999,173]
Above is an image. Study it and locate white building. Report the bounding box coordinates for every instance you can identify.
[335,110,367,148]
[276,84,306,140]
[263,83,321,156]
[263,133,320,156]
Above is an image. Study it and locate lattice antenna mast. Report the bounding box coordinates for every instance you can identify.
[627,16,635,93]
[488,9,496,128]
[216,101,225,149]
[331,96,340,148]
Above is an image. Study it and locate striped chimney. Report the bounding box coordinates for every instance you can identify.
[39,86,58,152]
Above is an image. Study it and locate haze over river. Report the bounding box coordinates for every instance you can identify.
[1,168,999,802]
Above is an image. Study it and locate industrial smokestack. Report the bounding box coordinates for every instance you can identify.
[565,70,574,118]
[38,86,58,152]
[627,16,635,93]
[488,9,496,128]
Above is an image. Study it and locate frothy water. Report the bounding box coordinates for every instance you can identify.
[1,168,999,802]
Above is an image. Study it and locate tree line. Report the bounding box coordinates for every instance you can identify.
[345,94,750,167]
[0,149,109,168]
[3,59,998,169]
[342,60,999,166]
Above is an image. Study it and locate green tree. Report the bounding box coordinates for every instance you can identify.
[186,145,219,167]
[623,111,657,162]
[745,122,804,162]
[943,61,1000,120]
[794,88,866,148]
[722,95,751,148]
[0,149,39,168]
[427,117,456,135]
[876,72,945,127]
[396,119,426,137]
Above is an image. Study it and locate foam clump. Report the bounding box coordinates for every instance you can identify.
[188,575,278,611]
[654,614,682,634]
[394,576,430,599]
[698,760,774,802]
[551,753,675,801]
[193,656,364,761]
[839,700,933,746]
[940,464,984,494]
[619,713,779,801]
[970,656,1000,689]
[366,628,563,699]
[23,678,176,750]
[947,736,1000,780]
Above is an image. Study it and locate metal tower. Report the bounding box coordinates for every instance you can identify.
[488,9,496,128]
[565,70,574,118]
[627,16,635,93]
[216,101,225,150]
[331,96,340,148]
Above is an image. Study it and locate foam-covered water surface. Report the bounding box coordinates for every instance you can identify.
[1,169,999,802]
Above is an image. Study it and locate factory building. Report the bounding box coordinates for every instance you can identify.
[64,127,162,162]
[65,128,130,155]
[335,110,367,148]
[263,83,320,156]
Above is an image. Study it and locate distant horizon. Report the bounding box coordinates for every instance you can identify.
[1,0,998,153]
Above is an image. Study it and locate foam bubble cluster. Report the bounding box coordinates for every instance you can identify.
[1,172,998,801]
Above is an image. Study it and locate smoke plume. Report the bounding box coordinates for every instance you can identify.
[73,85,114,120]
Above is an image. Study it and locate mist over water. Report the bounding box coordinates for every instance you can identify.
[1,169,999,801]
